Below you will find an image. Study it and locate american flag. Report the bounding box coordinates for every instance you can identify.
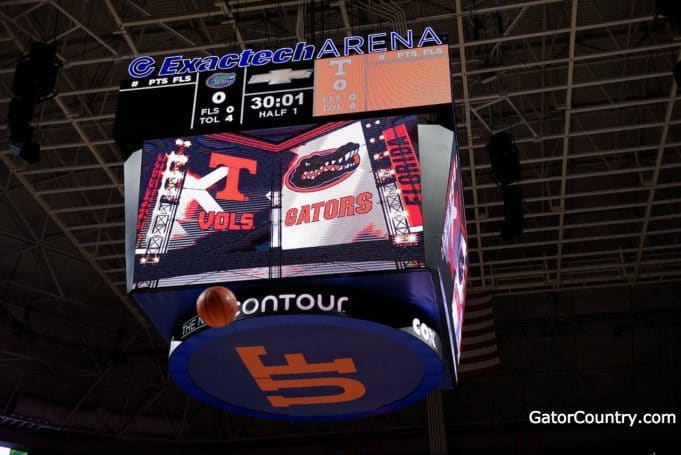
[458,293,501,377]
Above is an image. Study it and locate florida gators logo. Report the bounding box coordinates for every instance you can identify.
[285,142,361,192]
[206,72,237,89]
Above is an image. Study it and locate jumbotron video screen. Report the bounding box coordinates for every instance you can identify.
[133,115,426,288]
[438,140,468,366]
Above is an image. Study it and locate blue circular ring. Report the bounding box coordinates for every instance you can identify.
[168,314,442,422]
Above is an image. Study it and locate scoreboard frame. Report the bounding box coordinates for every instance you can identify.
[119,27,468,421]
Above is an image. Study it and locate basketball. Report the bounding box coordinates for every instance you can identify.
[196,286,238,328]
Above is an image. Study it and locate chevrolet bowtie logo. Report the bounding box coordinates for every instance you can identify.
[248,68,313,85]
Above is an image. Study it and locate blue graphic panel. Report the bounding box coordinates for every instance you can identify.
[169,315,442,421]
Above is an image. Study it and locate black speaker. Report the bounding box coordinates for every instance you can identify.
[486,131,521,186]
[11,41,60,102]
[501,185,523,241]
[5,42,61,164]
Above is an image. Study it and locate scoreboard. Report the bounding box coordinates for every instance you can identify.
[119,31,468,421]
[113,46,451,148]
[114,60,315,143]
[314,45,451,116]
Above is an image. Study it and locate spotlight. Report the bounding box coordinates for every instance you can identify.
[501,185,524,241]
[7,98,34,140]
[7,98,39,163]
[486,132,524,240]
[656,0,681,19]
[8,139,40,163]
[472,17,484,40]
[485,131,521,187]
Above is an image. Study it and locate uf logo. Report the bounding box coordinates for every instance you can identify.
[235,346,366,408]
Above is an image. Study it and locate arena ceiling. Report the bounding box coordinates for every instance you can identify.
[0,0,679,452]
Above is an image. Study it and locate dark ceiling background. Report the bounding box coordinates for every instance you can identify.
[0,0,680,453]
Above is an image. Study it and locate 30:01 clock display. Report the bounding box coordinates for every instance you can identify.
[250,92,305,110]
[242,88,312,126]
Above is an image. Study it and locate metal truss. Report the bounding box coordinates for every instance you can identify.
[0,0,676,298]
